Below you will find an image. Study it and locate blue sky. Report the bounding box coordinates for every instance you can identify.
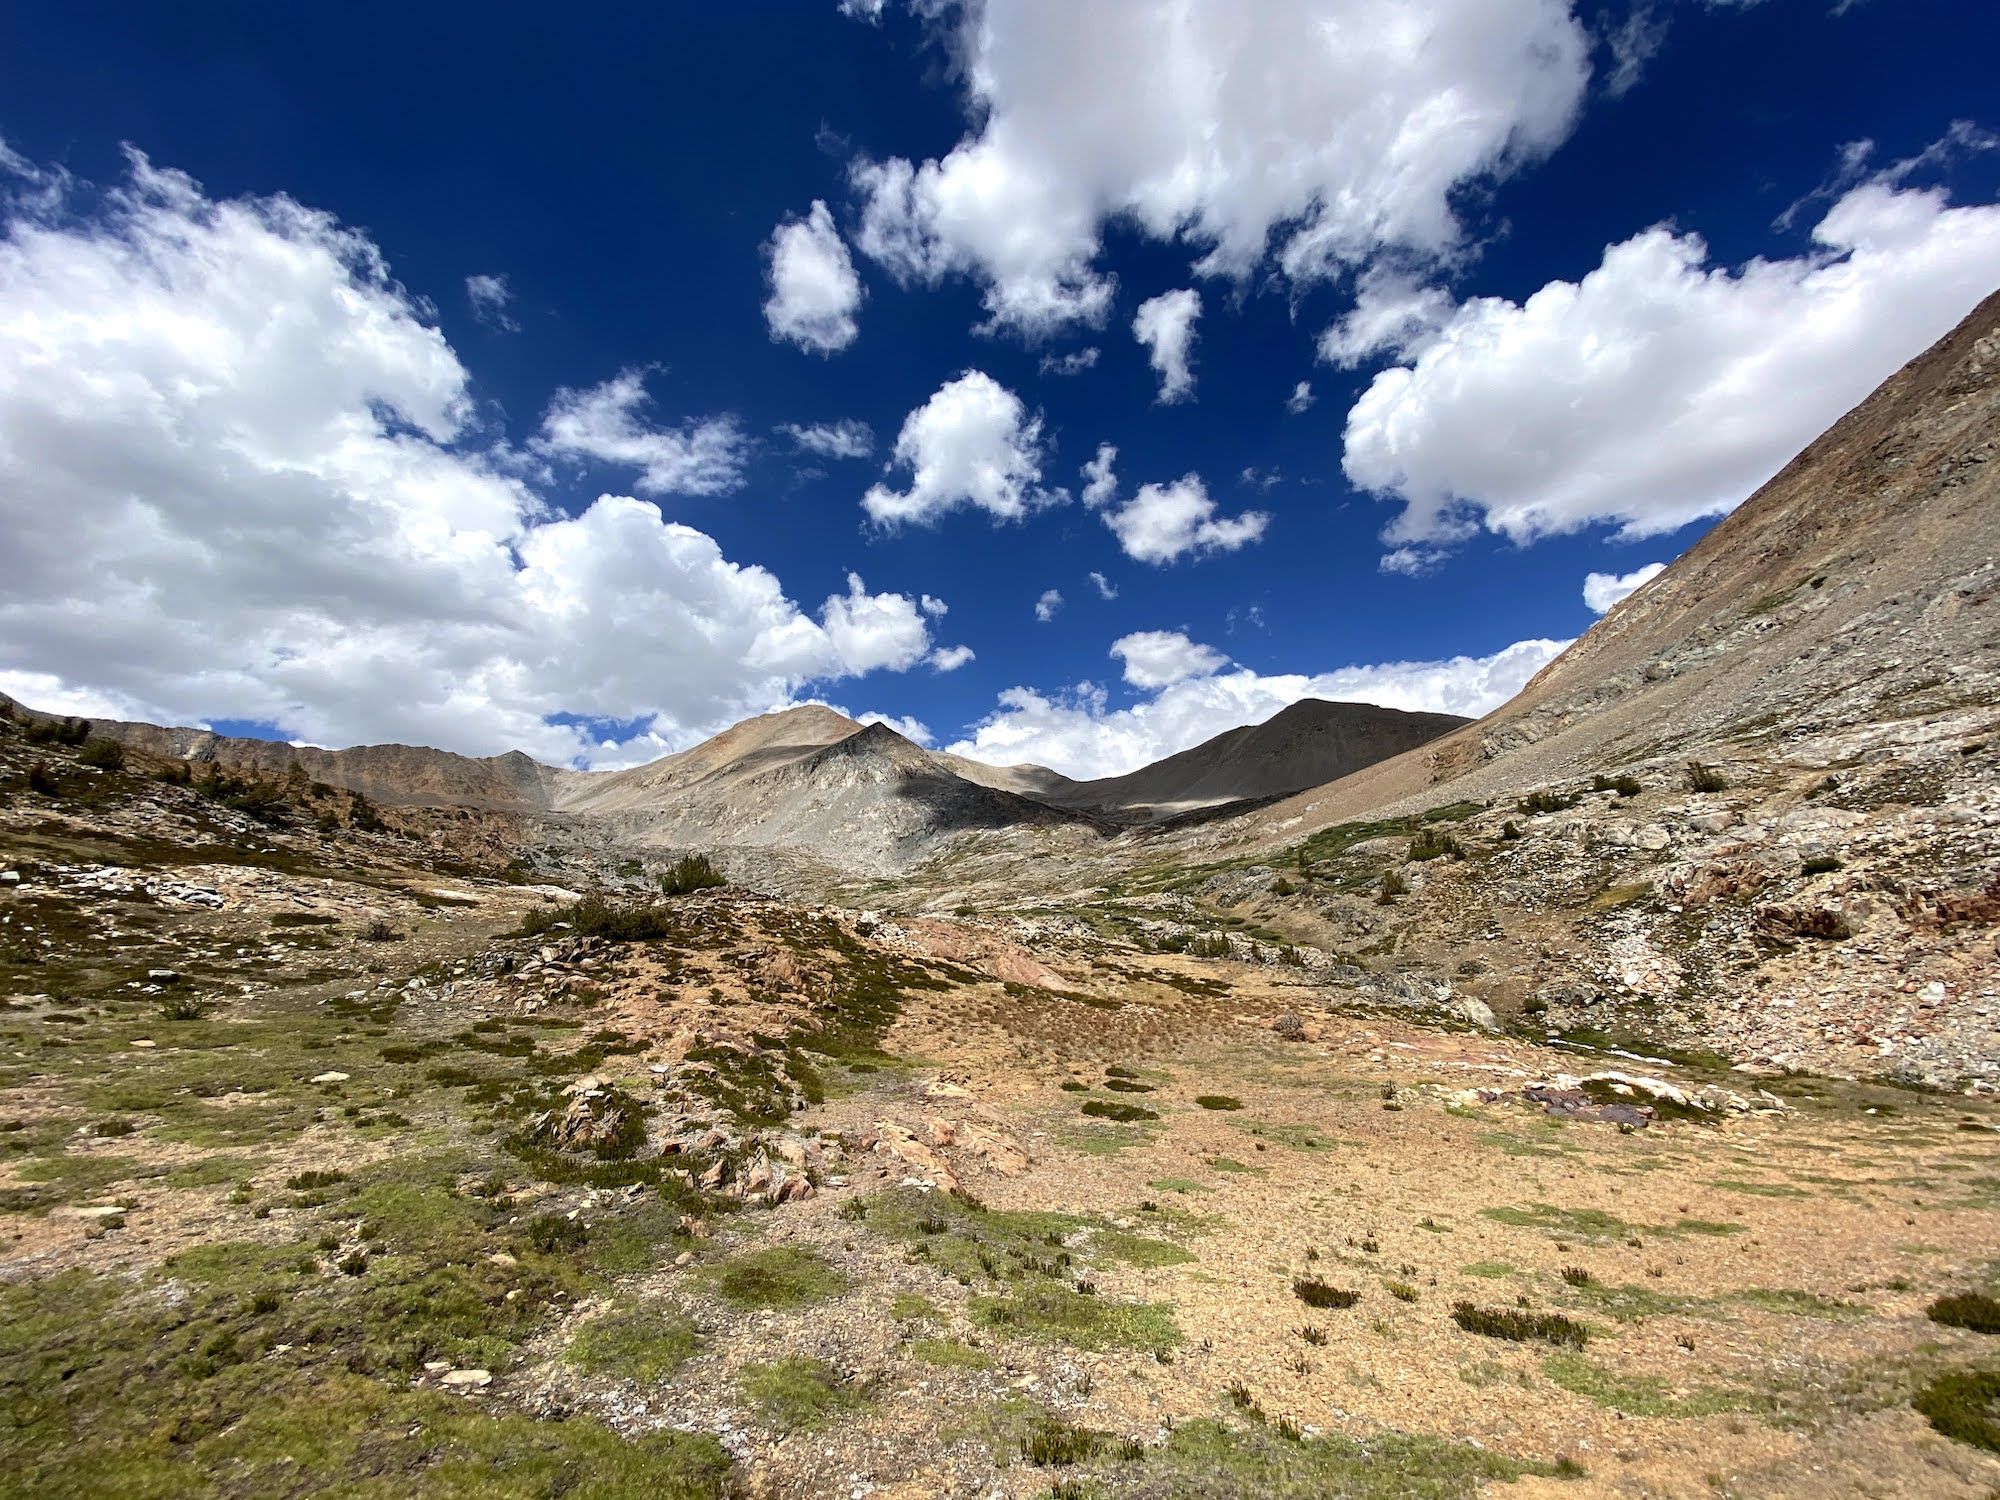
[0,1,1995,776]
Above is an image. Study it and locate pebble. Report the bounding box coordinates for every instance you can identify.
[309,1071,350,1084]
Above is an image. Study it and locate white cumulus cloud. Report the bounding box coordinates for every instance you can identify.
[947,635,1570,779]
[928,644,976,672]
[1286,380,1316,414]
[1343,180,2000,550]
[1111,630,1229,689]
[1088,570,1118,600]
[850,0,1590,336]
[0,148,936,767]
[1133,288,1202,402]
[1034,588,1064,622]
[763,199,864,353]
[1317,266,1455,367]
[862,370,1057,525]
[537,368,747,497]
[1582,561,1666,613]
[1103,475,1268,565]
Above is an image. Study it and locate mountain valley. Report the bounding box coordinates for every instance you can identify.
[3,297,1999,1498]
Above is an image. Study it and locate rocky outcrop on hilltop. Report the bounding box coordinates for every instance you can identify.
[0,694,570,814]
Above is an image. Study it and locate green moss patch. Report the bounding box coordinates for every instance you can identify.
[699,1246,845,1310]
[737,1358,866,1433]
[566,1301,702,1385]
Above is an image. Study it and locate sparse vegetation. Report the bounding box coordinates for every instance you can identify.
[701,1246,845,1310]
[1292,1277,1359,1310]
[1195,1094,1243,1111]
[1407,828,1463,862]
[658,854,727,896]
[1082,1099,1157,1123]
[1913,1367,2000,1452]
[1686,761,1729,793]
[738,1357,864,1433]
[568,1301,702,1384]
[1928,1291,2000,1334]
[1451,1302,1588,1347]
[1517,789,1580,815]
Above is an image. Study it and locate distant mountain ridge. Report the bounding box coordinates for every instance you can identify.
[1035,699,1469,816]
[0,689,1466,875]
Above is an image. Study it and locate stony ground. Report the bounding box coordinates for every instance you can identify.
[5,714,2000,1499]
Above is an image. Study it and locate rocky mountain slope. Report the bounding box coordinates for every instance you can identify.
[557,717,1108,879]
[1238,287,2000,836]
[1044,289,2000,1088]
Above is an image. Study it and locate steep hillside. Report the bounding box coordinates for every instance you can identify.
[1240,287,2000,838]
[1078,290,2000,1087]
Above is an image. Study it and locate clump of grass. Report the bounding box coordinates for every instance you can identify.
[1023,1415,1114,1466]
[971,1284,1179,1353]
[1801,854,1843,876]
[1686,762,1729,794]
[1377,869,1408,904]
[1104,1078,1156,1094]
[1560,1266,1594,1287]
[567,1302,701,1384]
[286,1169,348,1191]
[1517,789,1580,815]
[77,738,126,770]
[911,1337,990,1370]
[1297,1325,1328,1345]
[1592,774,1642,797]
[1914,1368,2000,1452]
[524,1214,588,1254]
[157,993,208,1021]
[1927,1292,2000,1335]
[1082,1099,1157,1123]
[1385,1280,1419,1303]
[1451,1301,1588,1347]
[516,893,683,943]
[701,1246,845,1309]
[658,854,726,896]
[1194,1095,1243,1111]
[1292,1277,1359,1310]
[1407,828,1463,862]
[737,1357,863,1433]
